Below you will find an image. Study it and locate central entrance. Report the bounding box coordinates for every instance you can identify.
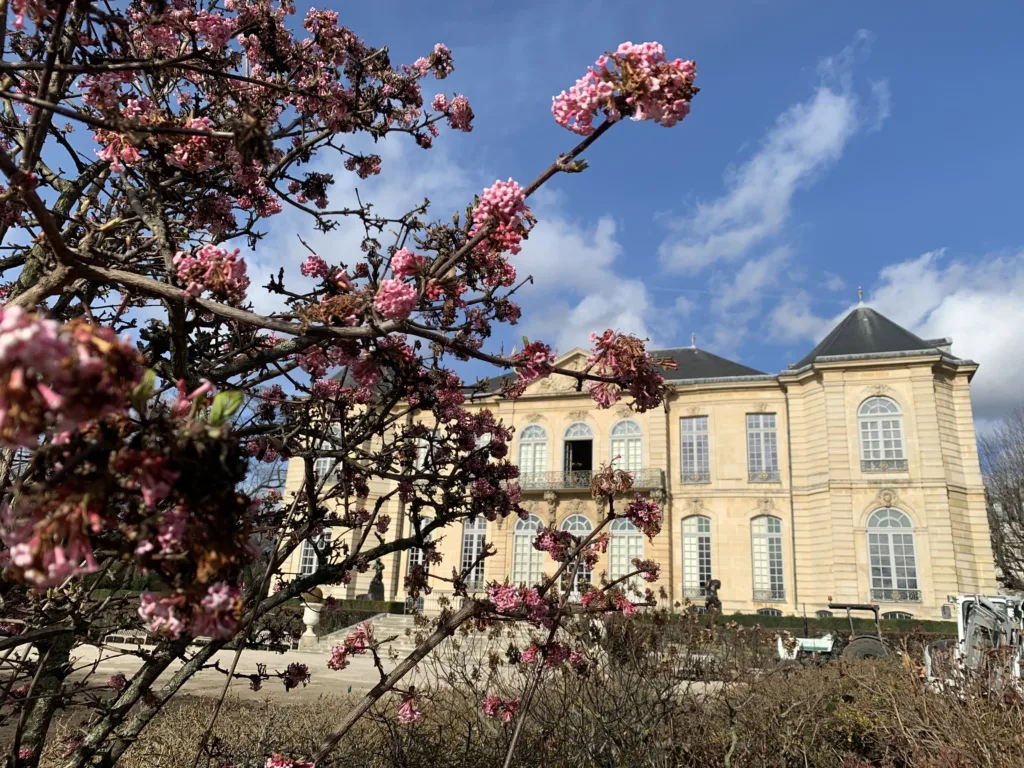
[563,422,594,488]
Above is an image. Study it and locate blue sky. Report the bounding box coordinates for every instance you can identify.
[255,1,1024,421]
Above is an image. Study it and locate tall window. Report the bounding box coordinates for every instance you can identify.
[867,508,920,602]
[858,397,907,472]
[609,518,644,594]
[682,515,712,598]
[751,516,784,601]
[407,517,432,577]
[313,424,342,481]
[746,414,779,482]
[461,518,487,590]
[610,420,643,473]
[512,515,545,586]
[298,530,333,576]
[681,416,709,483]
[518,425,547,489]
[560,514,593,597]
[563,422,594,487]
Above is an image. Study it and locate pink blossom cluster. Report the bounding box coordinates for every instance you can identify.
[107,673,129,693]
[266,755,314,768]
[520,641,584,669]
[296,343,357,378]
[167,117,220,173]
[138,592,188,639]
[283,662,311,691]
[632,557,661,582]
[0,308,143,448]
[373,279,417,321]
[533,528,575,563]
[95,132,142,174]
[411,42,454,80]
[391,248,428,278]
[589,464,635,498]
[482,695,520,723]
[173,244,250,306]
[511,341,555,389]
[327,621,373,671]
[397,694,423,724]
[343,154,381,178]
[551,41,698,135]
[138,583,240,640]
[300,254,329,279]
[431,93,474,132]
[581,587,639,617]
[471,178,529,255]
[2,495,103,587]
[586,330,672,413]
[191,10,235,49]
[624,494,663,539]
[375,515,391,534]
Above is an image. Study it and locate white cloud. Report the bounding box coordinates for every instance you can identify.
[658,32,886,274]
[769,291,827,344]
[824,272,846,292]
[674,295,697,317]
[712,246,790,312]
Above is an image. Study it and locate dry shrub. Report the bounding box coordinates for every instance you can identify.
[38,614,1024,767]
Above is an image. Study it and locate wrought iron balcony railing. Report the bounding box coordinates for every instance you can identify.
[682,586,708,599]
[681,470,711,484]
[753,588,786,602]
[748,469,781,483]
[518,468,664,492]
[861,459,909,473]
[871,588,921,603]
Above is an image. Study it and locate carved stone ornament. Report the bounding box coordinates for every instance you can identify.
[686,406,703,417]
[543,491,559,524]
[757,497,775,514]
[754,402,769,414]
[649,488,666,503]
[565,498,585,516]
[867,384,892,397]
[686,498,705,515]
[524,412,544,424]
[615,405,633,418]
[877,488,899,507]
[568,409,590,422]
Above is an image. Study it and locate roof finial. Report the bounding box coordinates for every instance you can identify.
[691,332,696,349]
[857,286,863,305]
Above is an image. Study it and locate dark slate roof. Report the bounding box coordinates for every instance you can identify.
[794,307,942,369]
[652,347,766,380]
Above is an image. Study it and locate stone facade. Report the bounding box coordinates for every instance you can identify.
[281,310,997,620]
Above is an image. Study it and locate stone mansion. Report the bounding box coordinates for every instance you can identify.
[282,306,997,621]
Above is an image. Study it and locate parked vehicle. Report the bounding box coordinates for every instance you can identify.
[925,595,1023,684]
[777,603,889,664]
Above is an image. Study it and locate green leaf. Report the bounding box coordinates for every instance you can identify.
[131,369,156,413]
[208,390,243,427]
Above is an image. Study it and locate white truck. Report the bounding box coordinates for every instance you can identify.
[924,594,1024,685]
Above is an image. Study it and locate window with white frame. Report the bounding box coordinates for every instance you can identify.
[609,518,644,594]
[751,516,785,601]
[680,416,709,483]
[460,518,487,590]
[610,419,642,473]
[313,424,342,481]
[518,425,547,488]
[682,515,712,598]
[867,508,920,602]
[407,518,432,577]
[882,611,913,620]
[298,530,333,576]
[757,608,782,617]
[858,397,907,472]
[511,515,545,586]
[559,514,593,597]
[746,413,779,482]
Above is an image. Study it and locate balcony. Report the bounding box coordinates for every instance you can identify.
[753,588,786,602]
[518,468,665,492]
[862,459,909,473]
[682,586,708,599]
[748,469,781,483]
[680,471,711,484]
[871,588,921,603]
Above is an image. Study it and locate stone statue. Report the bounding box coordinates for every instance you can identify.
[356,561,385,602]
[705,579,722,613]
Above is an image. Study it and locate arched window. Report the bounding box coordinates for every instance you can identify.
[882,611,913,621]
[518,425,547,489]
[563,422,594,486]
[610,419,642,473]
[512,515,545,586]
[751,516,785,602]
[298,530,332,576]
[867,508,920,602]
[858,397,906,472]
[609,518,644,594]
[815,610,833,618]
[461,518,487,590]
[559,514,593,597]
[682,515,712,598]
[757,608,783,617]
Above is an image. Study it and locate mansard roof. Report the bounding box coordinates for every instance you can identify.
[794,306,944,369]
[653,346,766,381]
